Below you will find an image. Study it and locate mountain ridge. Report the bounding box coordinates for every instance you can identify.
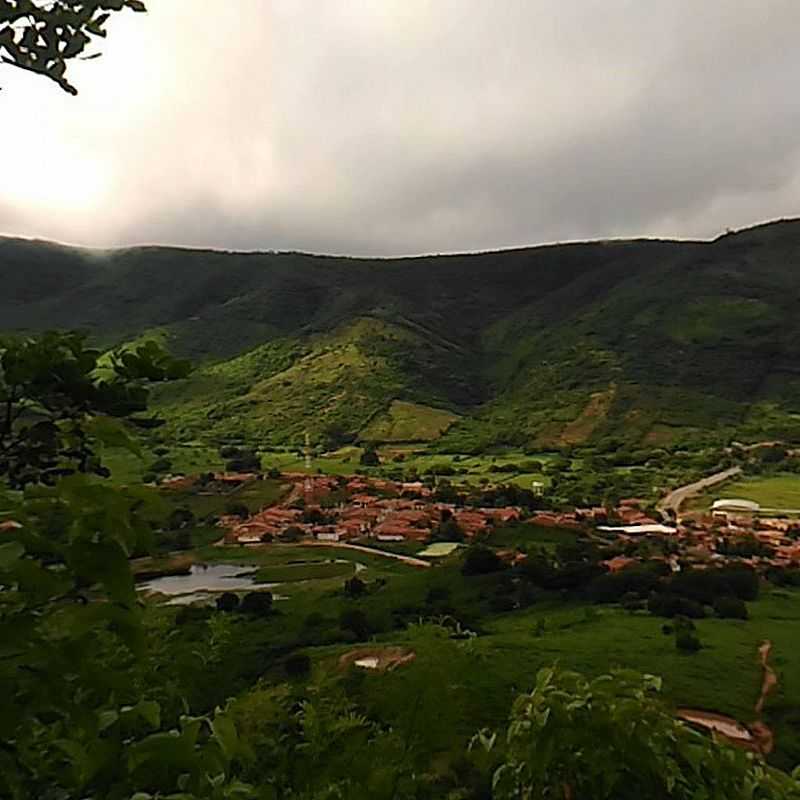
[5,217,800,450]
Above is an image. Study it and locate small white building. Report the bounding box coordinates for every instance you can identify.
[711,498,760,514]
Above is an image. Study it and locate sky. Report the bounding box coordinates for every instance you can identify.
[1,0,799,256]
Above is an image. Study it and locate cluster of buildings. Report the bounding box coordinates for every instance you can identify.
[219,474,521,545]
[159,467,800,572]
[592,497,800,570]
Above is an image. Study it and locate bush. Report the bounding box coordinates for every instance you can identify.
[647,593,705,619]
[285,653,311,678]
[216,592,240,612]
[713,596,748,620]
[676,630,702,653]
[359,446,380,467]
[489,594,516,613]
[668,566,758,604]
[167,507,195,530]
[344,576,367,597]
[267,467,282,479]
[224,502,249,518]
[462,546,505,576]
[149,458,172,474]
[340,608,371,640]
[279,525,304,543]
[240,591,273,615]
[225,453,261,472]
[175,605,213,626]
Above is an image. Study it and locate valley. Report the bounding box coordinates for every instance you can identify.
[5,220,800,797]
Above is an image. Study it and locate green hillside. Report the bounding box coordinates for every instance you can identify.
[5,218,800,450]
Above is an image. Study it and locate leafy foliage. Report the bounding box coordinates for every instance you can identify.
[481,667,800,799]
[0,0,146,94]
[0,332,189,487]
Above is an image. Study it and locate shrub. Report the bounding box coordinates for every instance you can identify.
[267,467,282,479]
[225,453,261,472]
[240,591,273,615]
[224,502,249,518]
[676,630,702,653]
[713,596,748,620]
[344,576,367,597]
[359,446,380,466]
[647,593,705,619]
[279,525,304,543]
[490,594,516,612]
[462,545,505,576]
[285,653,312,678]
[339,608,371,640]
[216,592,240,612]
[149,457,172,473]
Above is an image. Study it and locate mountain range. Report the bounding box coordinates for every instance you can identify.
[4,218,800,452]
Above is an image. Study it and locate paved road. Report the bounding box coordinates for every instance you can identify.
[305,540,432,568]
[657,466,742,519]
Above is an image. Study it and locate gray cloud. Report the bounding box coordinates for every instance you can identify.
[1,0,799,255]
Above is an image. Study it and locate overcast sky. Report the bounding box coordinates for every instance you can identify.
[1,1,798,255]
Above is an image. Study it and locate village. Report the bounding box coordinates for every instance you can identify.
[163,468,800,574]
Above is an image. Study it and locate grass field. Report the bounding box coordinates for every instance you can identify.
[254,560,355,583]
[306,586,800,769]
[361,400,460,442]
[690,473,800,512]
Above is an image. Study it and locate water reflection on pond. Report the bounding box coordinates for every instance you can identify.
[139,563,266,605]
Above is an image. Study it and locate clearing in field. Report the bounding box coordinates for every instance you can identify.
[554,385,616,446]
[362,400,460,442]
[418,542,461,557]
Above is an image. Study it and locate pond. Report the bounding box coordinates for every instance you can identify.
[138,563,266,605]
[138,558,364,605]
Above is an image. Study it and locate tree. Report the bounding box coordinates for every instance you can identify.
[0,450,250,798]
[0,0,147,94]
[676,629,702,653]
[339,608,370,640]
[480,667,799,800]
[240,591,273,616]
[713,595,748,620]
[359,445,380,466]
[461,545,504,576]
[343,575,367,597]
[284,653,311,678]
[216,591,240,613]
[0,332,190,487]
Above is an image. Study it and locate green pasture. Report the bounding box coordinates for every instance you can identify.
[690,473,800,512]
[254,560,355,583]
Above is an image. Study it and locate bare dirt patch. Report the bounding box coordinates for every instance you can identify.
[557,385,616,446]
[338,646,416,673]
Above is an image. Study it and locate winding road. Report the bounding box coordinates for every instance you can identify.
[657,467,742,520]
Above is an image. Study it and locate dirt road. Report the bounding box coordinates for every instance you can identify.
[657,467,741,520]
